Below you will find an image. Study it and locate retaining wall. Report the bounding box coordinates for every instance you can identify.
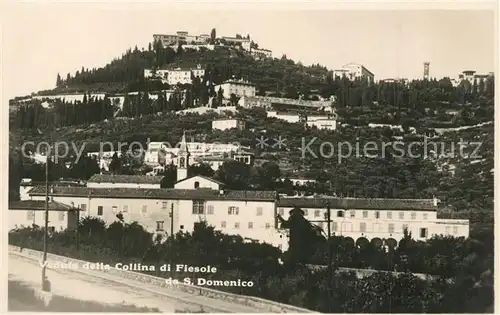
[8,245,317,313]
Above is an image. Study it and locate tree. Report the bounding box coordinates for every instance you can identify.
[229,93,240,106]
[210,28,216,44]
[189,163,215,177]
[56,73,62,88]
[277,207,325,265]
[214,160,250,189]
[109,152,121,174]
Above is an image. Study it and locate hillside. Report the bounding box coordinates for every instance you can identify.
[8,37,494,234]
[35,43,329,98]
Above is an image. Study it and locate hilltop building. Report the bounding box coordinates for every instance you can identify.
[221,37,251,50]
[212,118,246,131]
[153,31,210,47]
[267,111,337,131]
[451,70,493,87]
[250,48,272,59]
[332,63,375,84]
[215,79,256,99]
[144,65,205,85]
[143,136,253,168]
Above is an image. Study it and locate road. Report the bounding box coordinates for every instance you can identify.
[8,252,261,313]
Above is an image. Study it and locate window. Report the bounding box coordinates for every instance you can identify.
[97,206,103,216]
[228,206,239,215]
[194,181,200,189]
[337,210,344,218]
[141,205,148,216]
[453,226,458,234]
[156,221,164,231]
[387,211,392,219]
[265,223,271,229]
[350,210,355,218]
[420,228,428,238]
[256,207,263,216]
[207,205,214,215]
[248,222,253,229]
[332,221,338,232]
[314,210,321,217]
[411,212,416,220]
[278,208,284,216]
[445,226,451,234]
[58,212,65,221]
[235,222,240,229]
[27,211,35,221]
[360,222,366,232]
[80,204,87,211]
[303,209,308,217]
[375,211,380,219]
[388,223,395,233]
[193,200,205,215]
[162,202,168,210]
[112,206,118,213]
[399,212,404,220]
[362,211,368,218]
[423,213,428,220]
[122,205,128,213]
[221,221,226,228]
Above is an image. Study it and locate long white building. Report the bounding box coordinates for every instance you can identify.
[276,197,469,246]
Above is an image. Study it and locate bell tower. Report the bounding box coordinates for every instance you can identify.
[177,131,189,181]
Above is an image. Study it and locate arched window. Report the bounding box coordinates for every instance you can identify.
[194,181,200,189]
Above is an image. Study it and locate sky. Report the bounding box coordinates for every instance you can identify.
[2,3,496,99]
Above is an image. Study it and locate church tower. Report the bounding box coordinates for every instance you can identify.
[177,131,190,181]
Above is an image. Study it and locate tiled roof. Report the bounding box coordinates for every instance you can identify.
[28,186,277,202]
[88,174,165,184]
[175,175,225,186]
[9,200,76,211]
[277,197,437,211]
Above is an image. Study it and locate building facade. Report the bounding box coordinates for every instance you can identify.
[144,65,205,85]
[212,118,246,131]
[332,63,375,84]
[27,186,282,247]
[153,32,210,47]
[306,115,337,131]
[250,48,272,59]
[9,200,80,232]
[215,79,256,99]
[32,93,106,103]
[238,95,334,111]
[25,184,470,252]
[276,197,469,248]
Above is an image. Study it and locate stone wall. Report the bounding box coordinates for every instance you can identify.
[9,245,317,313]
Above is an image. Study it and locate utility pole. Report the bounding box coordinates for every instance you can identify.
[42,143,51,292]
[326,202,332,287]
[170,203,174,278]
[76,208,80,252]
